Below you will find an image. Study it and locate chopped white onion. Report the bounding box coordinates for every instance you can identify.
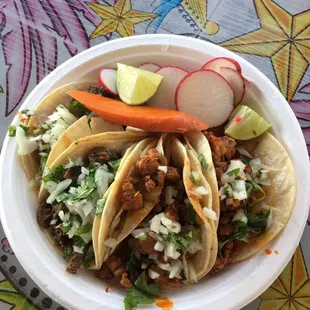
[83,201,94,217]
[104,238,117,248]
[44,181,58,193]
[73,246,84,254]
[188,261,198,283]
[50,219,57,225]
[169,259,182,279]
[159,226,169,235]
[132,228,150,239]
[188,241,203,254]
[231,180,247,200]
[182,255,189,280]
[141,262,148,269]
[95,167,114,197]
[16,126,38,155]
[155,260,171,271]
[190,186,209,196]
[81,167,90,175]
[150,214,162,234]
[46,179,72,204]
[250,158,262,173]
[58,210,65,221]
[149,253,158,260]
[232,209,248,224]
[236,146,253,158]
[56,105,78,124]
[68,225,77,239]
[154,241,165,252]
[148,269,160,280]
[75,157,84,166]
[222,160,246,184]
[266,209,273,231]
[202,208,217,220]
[165,186,175,205]
[158,166,168,173]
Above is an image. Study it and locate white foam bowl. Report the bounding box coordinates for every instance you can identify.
[0,34,309,310]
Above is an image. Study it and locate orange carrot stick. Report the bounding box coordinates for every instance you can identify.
[68,91,208,133]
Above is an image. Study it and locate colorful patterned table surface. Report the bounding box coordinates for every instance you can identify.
[0,0,309,309]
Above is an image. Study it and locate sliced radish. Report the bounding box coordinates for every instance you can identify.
[175,69,234,128]
[218,67,245,105]
[98,68,118,95]
[202,57,242,74]
[147,66,188,110]
[138,62,161,72]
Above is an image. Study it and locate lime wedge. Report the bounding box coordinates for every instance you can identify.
[116,63,163,105]
[225,105,271,140]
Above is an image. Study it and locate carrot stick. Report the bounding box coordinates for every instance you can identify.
[67,91,208,133]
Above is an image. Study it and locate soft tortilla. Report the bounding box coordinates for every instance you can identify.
[231,132,297,261]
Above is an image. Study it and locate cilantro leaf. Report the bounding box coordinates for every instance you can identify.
[198,153,209,169]
[63,247,72,259]
[227,168,240,177]
[240,156,251,165]
[19,124,30,134]
[83,249,95,269]
[96,197,107,216]
[67,100,91,118]
[61,222,72,234]
[42,165,64,182]
[186,202,196,224]
[8,125,16,137]
[247,208,271,229]
[124,287,154,310]
[76,222,92,236]
[190,173,200,186]
[218,220,248,256]
[135,271,161,296]
[21,109,34,118]
[110,158,121,173]
[126,248,140,278]
[167,233,189,251]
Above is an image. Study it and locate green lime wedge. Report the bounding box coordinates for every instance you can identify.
[116,63,163,105]
[225,105,271,140]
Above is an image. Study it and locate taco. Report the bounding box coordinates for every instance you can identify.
[36,131,152,273]
[185,130,297,273]
[93,134,214,309]
[13,82,122,190]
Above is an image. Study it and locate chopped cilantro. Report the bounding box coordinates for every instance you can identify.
[33,128,42,135]
[227,168,240,177]
[96,197,107,216]
[67,99,91,118]
[198,153,209,169]
[63,247,72,259]
[247,208,271,229]
[190,173,200,185]
[42,165,64,182]
[124,287,154,310]
[240,156,251,165]
[19,123,30,134]
[76,222,92,235]
[135,271,161,296]
[83,249,95,269]
[8,125,16,137]
[21,109,34,118]
[218,220,248,257]
[110,158,121,173]
[73,237,86,249]
[186,202,196,224]
[126,248,140,278]
[167,233,189,250]
[61,222,72,234]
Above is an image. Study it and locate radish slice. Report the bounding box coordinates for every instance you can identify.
[218,67,245,105]
[138,62,161,72]
[98,68,118,95]
[175,69,234,127]
[202,57,242,74]
[147,66,188,110]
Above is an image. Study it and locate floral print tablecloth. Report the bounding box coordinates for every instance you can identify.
[0,0,309,309]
